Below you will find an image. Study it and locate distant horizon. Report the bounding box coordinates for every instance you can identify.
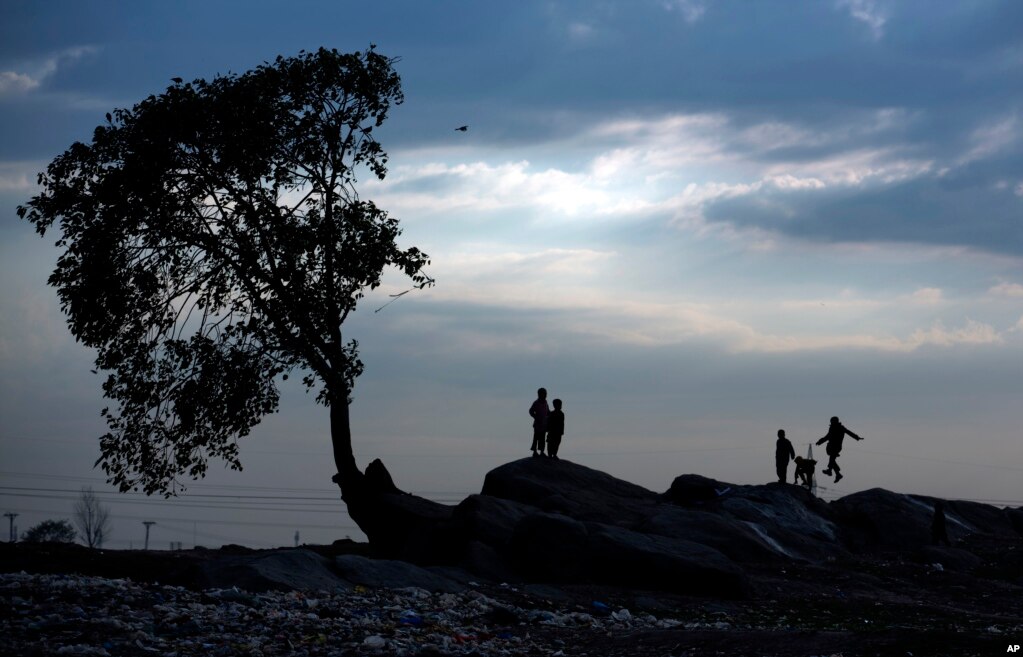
[2,445,1019,550]
[2,1,1022,548]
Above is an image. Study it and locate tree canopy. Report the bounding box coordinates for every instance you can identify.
[19,47,430,497]
[22,519,77,543]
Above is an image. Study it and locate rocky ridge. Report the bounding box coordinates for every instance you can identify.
[3,458,1022,656]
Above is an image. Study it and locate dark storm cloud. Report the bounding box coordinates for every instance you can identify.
[703,149,1023,254]
[388,1,1023,129]
[382,1,1023,259]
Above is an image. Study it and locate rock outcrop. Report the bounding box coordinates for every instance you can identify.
[830,487,1021,551]
[59,458,1008,598]
[482,457,661,527]
[3,458,1020,602]
[416,458,1020,597]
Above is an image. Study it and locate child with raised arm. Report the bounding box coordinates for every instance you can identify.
[816,416,863,483]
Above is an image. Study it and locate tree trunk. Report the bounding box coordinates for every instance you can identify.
[328,395,457,563]
[329,398,361,489]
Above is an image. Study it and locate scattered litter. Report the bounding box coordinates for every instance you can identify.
[362,635,387,648]
[0,571,689,656]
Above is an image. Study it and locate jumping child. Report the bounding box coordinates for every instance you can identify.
[815,416,863,483]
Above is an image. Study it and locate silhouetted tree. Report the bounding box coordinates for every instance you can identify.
[18,48,431,538]
[73,487,111,548]
[22,519,77,543]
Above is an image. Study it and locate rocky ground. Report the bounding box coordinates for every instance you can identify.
[3,458,1022,656]
[2,534,1021,657]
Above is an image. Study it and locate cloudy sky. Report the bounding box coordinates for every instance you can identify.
[1,1,1021,549]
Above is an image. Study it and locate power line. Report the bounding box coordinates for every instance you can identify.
[0,492,349,513]
[0,485,474,507]
[0,471,341,494]
[2,505,358,530]
[0,486,343,502]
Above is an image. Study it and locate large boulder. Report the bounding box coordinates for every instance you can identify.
[482,457,662,528]
[508,512,749,598]
[585,522,749,598]
[664,474,737,506]
[664,477,844,561]
[714,484,845,561]
[509,513,592,582]
[940,499,1023,537]
[451,494,535,548]
[831,488,952,551]
[637,506,785,563]
[831,489,1021,553]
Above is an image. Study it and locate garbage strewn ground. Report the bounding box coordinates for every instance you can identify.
[3,562,1021,657]
[2,571,693,656]
[4,526,1023,657]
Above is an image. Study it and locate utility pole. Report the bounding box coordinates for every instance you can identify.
[142,521,156,550]
[294,530,299,548]
[3,513,18,543]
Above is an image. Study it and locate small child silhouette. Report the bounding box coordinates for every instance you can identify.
[793,455,816,488]
[547,399,565,459]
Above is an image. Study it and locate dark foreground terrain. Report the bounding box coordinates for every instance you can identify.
[3,459,1021,656]
[1,536,1020,656]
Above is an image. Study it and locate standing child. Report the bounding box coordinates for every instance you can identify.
[547,399,565,459]
[529,388,549,457]
[775,429,795,483]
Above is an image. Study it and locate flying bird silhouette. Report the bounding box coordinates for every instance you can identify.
[455,125,468,132]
